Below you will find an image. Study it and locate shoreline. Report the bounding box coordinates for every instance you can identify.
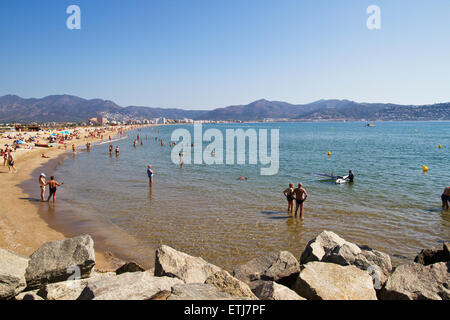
[0,124,153,271]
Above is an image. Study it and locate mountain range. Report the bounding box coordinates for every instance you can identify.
[0,94,449,123]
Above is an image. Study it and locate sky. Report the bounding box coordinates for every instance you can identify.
[1,0,450,109]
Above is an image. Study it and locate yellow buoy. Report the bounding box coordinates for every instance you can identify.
[414,129,417,133]
[328,151,331,156]
[438,144,442,149]
[422,165,429,172]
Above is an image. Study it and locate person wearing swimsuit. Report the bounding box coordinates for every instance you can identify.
[39,173,47,202]
[46,176,64,204]
[293,183,308,219]
[442,186,450,210]
[147,165,154,188]
[7,151,16,173]
[283,183,295,215]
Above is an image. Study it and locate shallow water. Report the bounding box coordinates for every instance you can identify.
[30,122,450,270]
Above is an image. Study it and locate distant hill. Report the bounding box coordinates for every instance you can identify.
[0,94,449,123]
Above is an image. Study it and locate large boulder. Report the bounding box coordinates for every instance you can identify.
[300,231,392,286]
[293,262,377,300]
[380,262,449,300]
[154,245,222,283]
[25,235,95,290]
[233,251,300,288]
[78,271,183,300]
[0,248,29,300]
[166,283,251,300]
[204,270,258,300]
[253,281,306,300]
[414,243,450,266]
[37,271,116,300]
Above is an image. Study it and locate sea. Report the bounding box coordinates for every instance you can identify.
[28,121,450,270]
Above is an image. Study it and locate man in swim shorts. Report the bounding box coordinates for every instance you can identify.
[293,183,308,219]
[442,186,450,210]
[46,176,64,204]
[7,151,16,173]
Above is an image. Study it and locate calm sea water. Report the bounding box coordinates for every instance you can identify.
[37,122,450,270]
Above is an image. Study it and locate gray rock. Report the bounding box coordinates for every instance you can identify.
[233,251,300,288]
[167,283,251,300]
[380,262,450,300]
[300,231,392,286]
[0,248,29,300]
[115,262,145,275]
[37,271,115,300]
[78,271,183,300]
[14,290,43,301]
[204,270,258,300]
[154,245,222,283]
[293,262,377,300]
[25,235,95,290]
[253,281,306,300]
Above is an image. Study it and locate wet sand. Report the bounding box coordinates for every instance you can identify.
[0,126,149,271]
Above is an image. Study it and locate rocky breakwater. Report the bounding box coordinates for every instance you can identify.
[0,231,448,300]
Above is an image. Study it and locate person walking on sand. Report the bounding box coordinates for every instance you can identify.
[7,151,16,173]
[442,186,450,210]
[46,176,64,204]
[283,183,295,215]
[293,183,308,219]
[147,165,154,188]
[39,173,47,201]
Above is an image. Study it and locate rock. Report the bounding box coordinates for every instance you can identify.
[154,245,222,283]
[14,290,44,301]
[115,262,145,275]
[233,251,300,288]
[293,262,377,300]
[148,290,172,300]
[204,270,258,300]
[414,243,450,266]
[300,231,392,286]
[78,271,183,300]
[167,283,251,300]
[0,248,29,300]
[380,262,449,300]
[37,271,115,300]
[25,235,95,290]
[253,281,306,300]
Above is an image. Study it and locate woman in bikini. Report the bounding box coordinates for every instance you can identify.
[283,183,295,215]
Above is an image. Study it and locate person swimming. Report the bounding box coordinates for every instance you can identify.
[283,183,295,215]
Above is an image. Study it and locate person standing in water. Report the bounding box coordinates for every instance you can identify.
[39,173,47,201]
[115,146,120,156]
[345,170,354,183]
[147,165,154,188]
[293,183,308,219]
[442,186,450,210]
[283,183,295,215]
[179,152,183,168]
[46,176,64,204]
[109,145,113,155]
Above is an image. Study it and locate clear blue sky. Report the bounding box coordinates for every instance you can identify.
[1,0,449,109]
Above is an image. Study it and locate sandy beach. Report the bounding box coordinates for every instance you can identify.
[0,125,150,271]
